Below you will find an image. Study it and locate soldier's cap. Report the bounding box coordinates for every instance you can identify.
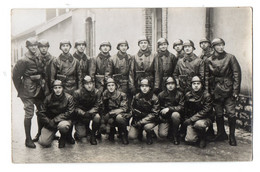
[52,80,63,87]
[117,40,129,50]
[38,39,50,47]
[165,77,176,85]
[183,40,196,50]
[140,78,151,87]
[191,76,202,83]
[26,37,38,47]
[199,38,211,44]
[59,39,72,49]
[157,38,169,47]
[138,36,150,45]
[74,39,87,48]
[99,41,112,51]
[173,39,183,48]
[211,38,225,47]
[83,75,94,83]
[106,77,116,85]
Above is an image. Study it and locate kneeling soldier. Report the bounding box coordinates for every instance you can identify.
[129,78,160,145]
[183,76,213,148]
[101,78,130,144]
[158,77,184,145]
[38,80,75,148]
[73,75,102,145]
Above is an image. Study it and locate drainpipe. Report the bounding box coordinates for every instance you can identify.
[205,8,213,40]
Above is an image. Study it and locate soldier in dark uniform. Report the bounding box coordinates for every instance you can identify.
[157,77,184,145]
[154,38,178,94]
[129,78,160,145]
[100,78,130,144]
[199,38,213,61]
[51,39,82,144]
[173,39,185,60]
[33,39,55,142]
[38,80,75,148]
[12,37,45,148]
[89,41,113,93]
[183,76,213,148]
[73,76,101,145]
[205,38,241,146]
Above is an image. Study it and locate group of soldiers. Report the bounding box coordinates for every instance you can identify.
[12,35,241,149]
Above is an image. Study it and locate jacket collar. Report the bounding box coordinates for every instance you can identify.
[40,52,51,61]
[59,53,74,62]
[51,92,65,102]
[75,51,87,61]
[117,51,128,60]
[137,48,151,57]
[158,50,170,58]
[183,53,196,62]
[98,52,111,59]
[212,51,226,60]
[25,51,39,61]
[139,90,153,100]
[191,88,204,100]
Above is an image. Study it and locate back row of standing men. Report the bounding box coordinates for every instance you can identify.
[12,36,241,149]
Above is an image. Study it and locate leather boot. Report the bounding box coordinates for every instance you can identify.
[206,124,215,141]
[66,127,75,144]
[58,134,66,148]
[146,131,153,145]
[90,131,97,145]
[199,129,206,148]
[151,130,157,139]
[24,118,36,148]
[172,123,180,145]
[108,127,115,141]
[138,129,143,141]
[121,128,129,145]
[229,117,237,146]
[214,116,228,141]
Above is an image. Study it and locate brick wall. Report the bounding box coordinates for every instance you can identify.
[162,8,168,39]
[143,8,153,49]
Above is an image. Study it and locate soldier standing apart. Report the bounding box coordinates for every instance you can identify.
[173,39,185,60]
[73,76,101,145]
[129,78,160,145]
[12,38,45,148]
[205,38,241,146]
[51,39,82,145]
[38,80,74,148]
[199,38,213,61]
[33,39,55,142]
[183,76,213,148]
[89,41,113,93]
[157,77,184,145]
[154,38,178,94]
[100,78,130,144]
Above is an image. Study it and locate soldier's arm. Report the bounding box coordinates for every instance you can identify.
[76,60,82,89]
[73,90,85,116]
[199,59,205,79]
[110,93,128,115]
[50,58,58,85]
[38,98,51,125]
[204,59,210,93]
[53,95,75,123]
[139,96,160,125]
[128,56,135,90]
[12,59,26,93]
[89,57,97,79]
[231,56,242,96]
[88,90,102,114]
[154,53,160,89]
[171,92,185,113]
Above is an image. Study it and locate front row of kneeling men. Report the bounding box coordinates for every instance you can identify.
[38,75,212,149]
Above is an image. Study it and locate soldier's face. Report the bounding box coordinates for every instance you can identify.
[119,44,128,53]
[159,43,168,52]
[76,44,86,53]
[39,46,49,55]
[53,86,63,96]
[192,82,202,92]
[200,42,210,50]
[184,45,194,55]
[166,83,176,91]
[214,43,225,53]
[101,45,110,53]
[27,45,38,54]
[107,83,116,93]
[174,45,183,52]
[84,82,94,91]
[140,85,150,94]
[61,44,71,54]
[139,41,149,51]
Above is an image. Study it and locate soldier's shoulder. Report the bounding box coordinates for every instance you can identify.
[65,93,73,99]
[152,94,159,100]
[185,91,192,97]
[176,90,184,96]
[158,90,167,97]
[203,91,212,98]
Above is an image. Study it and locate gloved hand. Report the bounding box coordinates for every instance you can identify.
[183,118,192,126]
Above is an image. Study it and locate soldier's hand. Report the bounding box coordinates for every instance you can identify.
[232,93,239,101]
[183,119,192,126]
[160,108,169,115]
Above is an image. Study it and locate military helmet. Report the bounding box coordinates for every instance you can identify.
[38,39,50,47]
[199,38,211,44]
[140,78,151,87]
[191,76,202,83]
[117,40,129,50]
[165,77,176,85]
[106,77,116,84]
[138,36,150,45]
[83,75,94,84]
[173,39,183,48]
[211,38,225,47]
[183,40,196,50]
[26,37,38,47]
[52,80,63,87]
[59,39,72,49]
[74,39,87,48]
[99,41,111,51]
[157,38,169,48]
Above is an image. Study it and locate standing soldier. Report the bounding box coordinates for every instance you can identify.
[100,78,130,144]
[33,39,55,142]
[12,37,45,148]
[129,36,155,95]
[157,77,184,145]
[173,40,204,94]
[38,80,75,148]
[73,76,102,145]
[199,38,213,61]
[129,78,160,145]
[51,39,82,144]
[183,76,213,148]
[154,38,178,94]
[173,39,185,60]
[89,41,113,93]
[205,38,241,146]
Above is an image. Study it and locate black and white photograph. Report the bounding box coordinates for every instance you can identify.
[10,6,253,164]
